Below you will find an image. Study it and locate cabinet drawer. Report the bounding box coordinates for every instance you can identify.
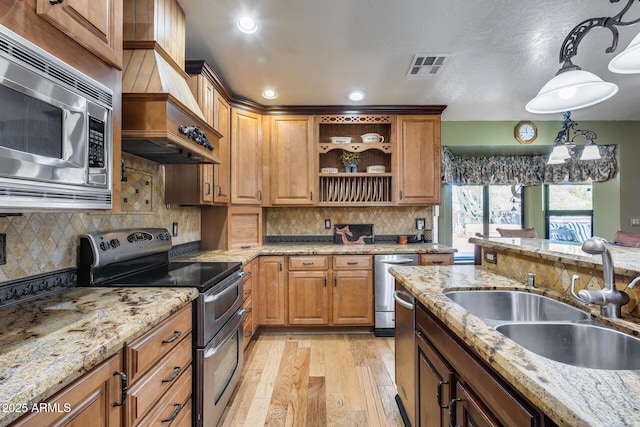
[136,365,192,427]
[420,254,454,266]
[243,310,254,344]
[332,255,373,270]
[127,336,192,426]
[126,305,192,385]
[289,255,330,270]
[243,294,253,313]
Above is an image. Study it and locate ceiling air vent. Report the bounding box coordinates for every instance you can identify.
[407,54,447,77]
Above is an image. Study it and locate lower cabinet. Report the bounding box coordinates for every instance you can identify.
[415,302,549,427]
[242,257,259,348]
[258,256,286,325]
[11,351,124,427]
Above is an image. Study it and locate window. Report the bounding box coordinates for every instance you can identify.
[545,184,593,242]
[452,185,523,259]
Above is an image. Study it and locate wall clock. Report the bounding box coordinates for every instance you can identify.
[514,121,537,144]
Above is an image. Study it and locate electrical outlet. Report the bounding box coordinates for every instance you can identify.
[172,222,179,237]
[631,217,640,227]
[324,219,331,229]
[0,233,5,265]
[415,218,425,230]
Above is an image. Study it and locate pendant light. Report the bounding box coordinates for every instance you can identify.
[527,0,640,114]
[547,111,600,165]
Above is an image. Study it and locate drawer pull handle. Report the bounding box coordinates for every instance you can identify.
[162,330,182,344]
[161,366,181,383]
[112,371,127,407]
[49,0,64,4]
[347,261,359,265]
[431,260,443,265]
[302,262,314,265]
[161,403,183,423]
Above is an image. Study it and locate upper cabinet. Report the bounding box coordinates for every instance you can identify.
[317,115,394,206]
[396,115,441,205]
[268,116,315,205]
[213,92,231,204]
[37,0,123,69]
[231,109,263,205]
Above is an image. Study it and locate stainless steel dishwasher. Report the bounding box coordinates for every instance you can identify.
[394,282,416,427]
[374,253,418,336]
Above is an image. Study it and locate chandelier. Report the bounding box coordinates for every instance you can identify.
[527,0,640,114]
[548,112,600,164]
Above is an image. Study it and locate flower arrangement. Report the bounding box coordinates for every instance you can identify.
[340,150,360,165]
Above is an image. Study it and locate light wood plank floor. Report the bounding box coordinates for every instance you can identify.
[219,334,404,427]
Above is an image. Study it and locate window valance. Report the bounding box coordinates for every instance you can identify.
[441,145,617,186]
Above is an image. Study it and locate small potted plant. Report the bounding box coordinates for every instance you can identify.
[340,150,360,173]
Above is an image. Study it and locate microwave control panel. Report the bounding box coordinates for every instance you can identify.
[88,116,105,168]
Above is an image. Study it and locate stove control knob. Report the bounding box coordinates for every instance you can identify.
[99,241,109,251]
[110,239,120,248]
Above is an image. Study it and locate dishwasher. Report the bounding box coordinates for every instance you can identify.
[394,282,416,427]
[374,253,418,336]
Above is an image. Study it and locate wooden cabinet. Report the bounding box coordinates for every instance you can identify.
[125,304,193,426]
[165,164,215,205]
[37,0,123,69]
[242,258,259,348]
[269,116,315,205]
[332,267,374,325]
[396,115,441,205]
[185,60,231,204]
[258,256,286,325]
[416,303,544,427]
[201,205,262,250]
[416,330,454,427]
[12,351,124,427]
[231,108,263,205]
[420,253,454,266]
[288,256,330,325]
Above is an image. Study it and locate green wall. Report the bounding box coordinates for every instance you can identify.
[438,120,640,245]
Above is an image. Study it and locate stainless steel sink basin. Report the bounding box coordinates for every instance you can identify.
[496,322,640,370]
[444,290,589,322]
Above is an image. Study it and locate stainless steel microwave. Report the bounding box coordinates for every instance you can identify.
[0,25,113,211]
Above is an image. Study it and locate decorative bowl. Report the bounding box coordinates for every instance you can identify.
[360,133,384,143]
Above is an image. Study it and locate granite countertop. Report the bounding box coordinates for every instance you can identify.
[173,242,456,264]
[391,265,640,427]
[470,236,640,277]
[0,287,198,426]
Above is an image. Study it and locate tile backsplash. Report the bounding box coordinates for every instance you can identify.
[0,154,200,282]
[265,206,434,236]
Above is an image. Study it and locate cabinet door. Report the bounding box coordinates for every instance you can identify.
[250,258,261,334]
[200,164,215,204]
[270,116,315,205]
[288,271,329,325]
[213,92,231,204]
[454,382,500,427]
[417,332,454,427]
[37,0,123,69]
[13,352,123,427]
[396,115,441,205]
[231,109,262,205]
[332,270,373,325]
[258,256,286,325]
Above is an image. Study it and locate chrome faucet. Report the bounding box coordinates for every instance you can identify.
[570,237,630,318]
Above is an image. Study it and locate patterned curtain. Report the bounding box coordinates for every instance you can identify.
[441,145,617,186]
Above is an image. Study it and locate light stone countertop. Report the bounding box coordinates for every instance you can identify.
[469,236,640,277]
[391,265,640,427]
[173,242,456,264]
[0,287,198,427]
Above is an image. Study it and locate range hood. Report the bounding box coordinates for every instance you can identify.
[121,0,221,164]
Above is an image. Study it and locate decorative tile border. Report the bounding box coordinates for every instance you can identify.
[0,268,75,309]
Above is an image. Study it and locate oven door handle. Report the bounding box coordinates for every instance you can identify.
[203,272,244,303]
[204,309,246,359]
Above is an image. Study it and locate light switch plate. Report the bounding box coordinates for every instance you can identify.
[0,233,5,265]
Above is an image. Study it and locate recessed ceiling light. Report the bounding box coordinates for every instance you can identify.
[236,16,258,34]
[348,90,366,102]
[262,89,277,99]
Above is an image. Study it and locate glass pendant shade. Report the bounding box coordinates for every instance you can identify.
[548,144,571,164]
[580,143,601,160]
[526,69,619,114]
[608,32,640,74]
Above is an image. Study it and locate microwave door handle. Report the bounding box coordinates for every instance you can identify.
[203,309,246,358]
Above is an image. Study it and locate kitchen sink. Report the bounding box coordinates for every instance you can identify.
[444,290,589,323]
[496,322,640,370]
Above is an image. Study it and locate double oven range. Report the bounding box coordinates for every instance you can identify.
[77,228,244,427]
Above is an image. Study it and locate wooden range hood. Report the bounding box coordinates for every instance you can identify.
[122,0,220,164]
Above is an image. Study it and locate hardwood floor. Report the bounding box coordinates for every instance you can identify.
[220,334,404,426]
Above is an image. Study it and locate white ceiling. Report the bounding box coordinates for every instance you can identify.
[179,0,640,121]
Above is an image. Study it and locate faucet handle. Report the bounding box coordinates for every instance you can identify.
[570,274,593,306]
